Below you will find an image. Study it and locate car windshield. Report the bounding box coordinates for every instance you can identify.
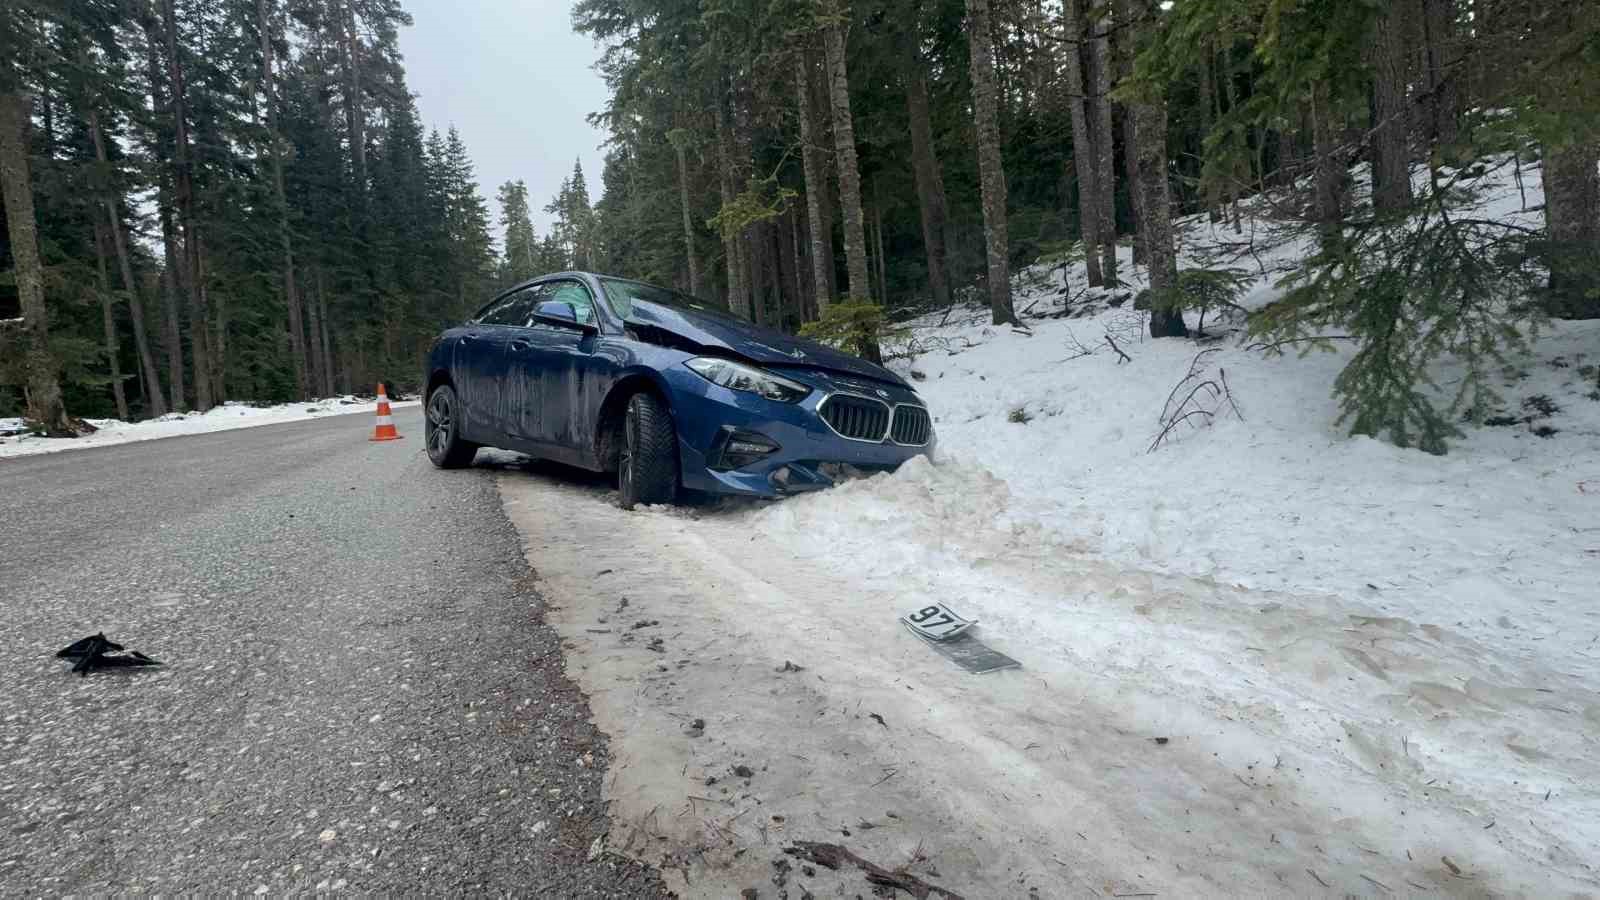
[600,278,730,319]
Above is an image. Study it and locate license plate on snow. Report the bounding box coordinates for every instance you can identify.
[900,603,976,641]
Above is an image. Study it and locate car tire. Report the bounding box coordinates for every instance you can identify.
[425,384,479,469]
[619,392,677,509]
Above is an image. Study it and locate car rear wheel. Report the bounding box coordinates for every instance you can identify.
[618,392,677,509]
[425,385,479,469]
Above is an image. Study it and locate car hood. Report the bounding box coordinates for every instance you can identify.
[625,300,909,388]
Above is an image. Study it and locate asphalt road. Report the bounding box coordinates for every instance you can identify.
[0,408,668,896]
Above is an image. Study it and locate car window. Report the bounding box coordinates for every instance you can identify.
[479,288,540,326]
[541,281,596,325]
[472,292,520,324]
[599,277,729,319]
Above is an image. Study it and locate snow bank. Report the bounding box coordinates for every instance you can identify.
[664,158,1600,890]
[0,397,420,459]
[494,156,1598,895]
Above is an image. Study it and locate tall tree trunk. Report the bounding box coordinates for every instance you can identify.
[341,0,367,195]
[1123,108,1145,266]
[39,75,55,156]
[672,137,702,298]
[748,223,768,325]
[776,205,802,329]
[732,92,763,325]
[160,227,186,409]
[93,222,132,419]
[1089,0,1119,283]
[1369,2,1413,216]
[1422,0,1461,155]
[1115,0,1143,265]
[904,65,952,307]
[808,64,840,299]
[1131,88,1187,338]
[768,222,786,326]
[258,0,309,399]
[1311,82,1345,249]
[872,182,889,305]
[967,0,1018,325]
[1063,0,1103,285]
[160,0,212,411]
[90,108,167,417]
[1542,142,1600,319]
[714,94,750,319]
[1276,127,1295,186]
[790,206,812,321]
[315,266,336,396]
[0,91,72,434]
[203,238,225,402]
[140,12,186,411]
[305,276,325,397]
[1199,47,1221,222]
[822,18,872,304]
[796,52,833,311]
[1219,47,1243,233]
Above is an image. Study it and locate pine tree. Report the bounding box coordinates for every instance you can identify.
[441,127,495,315]
[544,159,595,271]
[498,179,538,283]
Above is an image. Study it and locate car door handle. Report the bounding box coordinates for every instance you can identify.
[509,338,533,351]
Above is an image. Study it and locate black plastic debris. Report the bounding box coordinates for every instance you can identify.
[56,633,162,676]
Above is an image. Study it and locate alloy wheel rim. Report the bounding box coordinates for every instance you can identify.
[428,392,451,458]
[621,407,638,495]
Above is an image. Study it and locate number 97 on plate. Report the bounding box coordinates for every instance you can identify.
[900,602,976,642]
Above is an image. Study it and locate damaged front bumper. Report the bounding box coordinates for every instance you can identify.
[663,366,933,499]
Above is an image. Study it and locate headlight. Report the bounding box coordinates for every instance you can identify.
[684,357,811,403]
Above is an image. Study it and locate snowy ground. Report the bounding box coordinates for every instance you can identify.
[504,157,1599,896]
[0,396,420,459]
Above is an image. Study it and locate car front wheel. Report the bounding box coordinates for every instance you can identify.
[425,384,479,469]
[618,392,677,509]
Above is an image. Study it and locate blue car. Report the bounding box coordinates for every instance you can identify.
[422,272,934,507]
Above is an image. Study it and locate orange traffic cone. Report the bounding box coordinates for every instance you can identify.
[369,383,403,442]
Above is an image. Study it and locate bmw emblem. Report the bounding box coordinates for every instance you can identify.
[875,389,889,399]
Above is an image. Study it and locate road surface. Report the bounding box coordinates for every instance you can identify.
[0,408,667,896]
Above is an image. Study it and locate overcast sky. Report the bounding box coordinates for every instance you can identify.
[397,0,611,246]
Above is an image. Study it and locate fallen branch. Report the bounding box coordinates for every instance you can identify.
[1218,369,1245,422]
[1056,328,1100,362]
[1148,349,1243,453]
[1104,332,1132,364]
[1360,873,1392,892]
[785,841,965,900]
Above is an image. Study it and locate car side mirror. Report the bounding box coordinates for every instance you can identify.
[532,300,597,334]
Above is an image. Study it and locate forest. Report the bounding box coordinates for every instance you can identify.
[3,0,1598,453]
[0,0,503,429]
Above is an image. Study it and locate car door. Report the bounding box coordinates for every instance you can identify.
[457,288,540,445]
[506,279,611,458]
[502,282,552,446]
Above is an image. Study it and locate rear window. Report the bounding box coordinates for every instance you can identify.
[600,278,729,319]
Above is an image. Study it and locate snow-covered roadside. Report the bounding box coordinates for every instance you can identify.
[504,461,1596,897]
[0,397,420,459]
[499,156,1597,895]
[671,164,1596,891]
